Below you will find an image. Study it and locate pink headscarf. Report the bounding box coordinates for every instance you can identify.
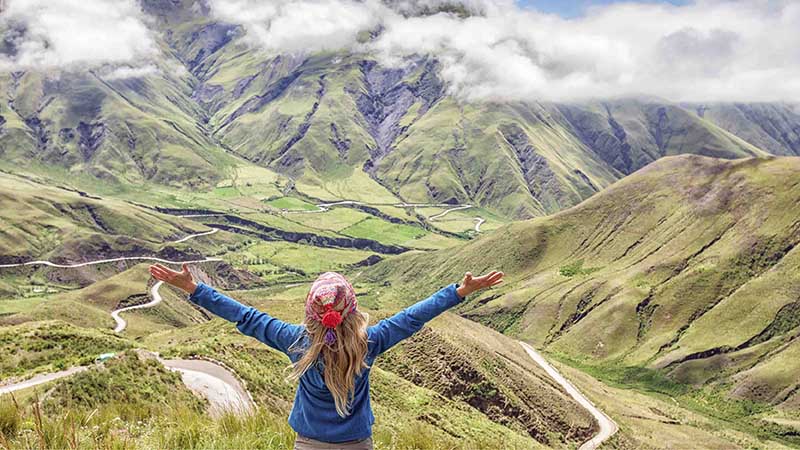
[305,272,358,345]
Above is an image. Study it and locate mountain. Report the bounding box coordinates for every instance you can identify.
[0,0,796,221]
[365,155,800,414]
[689,103,800,157]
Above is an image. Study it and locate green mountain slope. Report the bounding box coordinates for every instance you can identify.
[0,67,238,191]
[0,171,208,263]
[0,1,794,222]
[689,103,800,157]
[365,155,800,412]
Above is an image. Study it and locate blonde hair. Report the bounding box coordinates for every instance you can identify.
[288,310,370,417]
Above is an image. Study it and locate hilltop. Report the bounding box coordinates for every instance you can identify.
[365,155,800,444]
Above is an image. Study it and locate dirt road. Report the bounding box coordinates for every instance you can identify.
[0,359,254,419]
[111,281,164,333]
[0,367,88,395]
[161,359,254,417]
[519,342,618,450]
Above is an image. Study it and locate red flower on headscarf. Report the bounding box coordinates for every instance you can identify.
[321,308,342,328]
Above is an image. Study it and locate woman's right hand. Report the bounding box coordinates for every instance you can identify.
[149,263,197,294]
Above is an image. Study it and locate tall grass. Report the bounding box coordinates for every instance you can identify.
[0,400,534,450]
[0,396,296,450]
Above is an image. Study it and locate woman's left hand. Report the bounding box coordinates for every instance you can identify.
[457,270,504,298]
[149,263,197,294]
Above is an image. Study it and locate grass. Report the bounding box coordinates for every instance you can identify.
[340,218,428,248]
[550,358,794,450]
[558,260,602,277]
[1,265,208,338]
[283,207,374,233]
[0,321,133,379]
[551,351,800,447]
[42,351,206,421]
[365,156,800,445]
[264,196,318,211]
[227,241,376,282]
[0,379,295,450]
[0,172,199,261]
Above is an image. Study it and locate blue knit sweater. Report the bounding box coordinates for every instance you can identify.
[188,282,464,443]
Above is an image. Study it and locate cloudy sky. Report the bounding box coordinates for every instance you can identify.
[1,0,798,103]
[520,0,690,18]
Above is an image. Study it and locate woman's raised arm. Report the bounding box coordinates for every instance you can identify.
[368,271,503,356]
[149,264,302,354]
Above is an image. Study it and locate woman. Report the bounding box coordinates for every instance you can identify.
[149,264,503,450]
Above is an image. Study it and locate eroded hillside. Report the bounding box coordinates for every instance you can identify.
[367,155,800,425]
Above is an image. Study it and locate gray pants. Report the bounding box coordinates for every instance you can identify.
[294,435,373,450]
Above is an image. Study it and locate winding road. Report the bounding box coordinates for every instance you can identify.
[474,217,485,232]
[172,228,219,243]
[0,367,88,395]
[161,359,254,417]
[0,358,253,418]
[0,228,222,332]
[520,342,618,450]
[111,281,164,333]
[0,256,223,269]
[428,204,473,220]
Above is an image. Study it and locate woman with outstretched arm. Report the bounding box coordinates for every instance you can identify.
[149,264,503,450]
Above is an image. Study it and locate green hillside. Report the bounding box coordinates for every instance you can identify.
[688,103,800,157]
[0,172,211,260]
[365,155,800,443]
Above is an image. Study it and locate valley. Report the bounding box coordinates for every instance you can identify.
[0,173,594,448]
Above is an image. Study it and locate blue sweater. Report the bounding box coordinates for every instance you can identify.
[188,282,464,443]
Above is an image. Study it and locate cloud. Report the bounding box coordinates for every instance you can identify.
[99,64,159,80]
[0,0,157,74]
[208,0,386,53]
[209,0,800,102]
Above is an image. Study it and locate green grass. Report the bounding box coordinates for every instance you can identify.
[364,156,800,445]
[43,351,205,421]
[283,207,373,232]
[551,352,800,447]
[264,196,319,211]
[0,321,133,379]
[0,298,46,315]
[558,260,602,277]
[0,172,202,261]
[1,265,208,337]
[0,381,295,450]
[340,217,427,247]
[227,241,376,282]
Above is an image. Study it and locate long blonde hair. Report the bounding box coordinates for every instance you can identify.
[288,309,370,417]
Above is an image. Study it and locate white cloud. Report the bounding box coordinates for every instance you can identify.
[209,0,386,53]
[209,0,800,102]
[99,64,159,80]
[0,0,157,73]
